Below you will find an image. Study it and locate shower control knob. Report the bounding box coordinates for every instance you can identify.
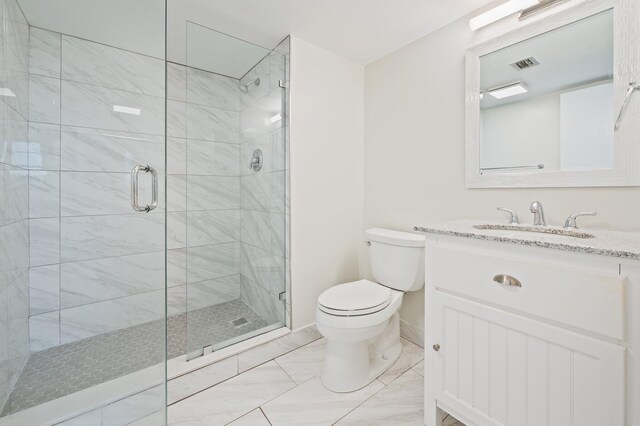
[432,344,440,352]
[249,149,263,172]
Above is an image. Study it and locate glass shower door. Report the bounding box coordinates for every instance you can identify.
[177,23,288,360]
[0,0,168,424]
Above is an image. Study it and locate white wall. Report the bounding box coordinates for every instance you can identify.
[290,37,364,329]
[363,7,640,335]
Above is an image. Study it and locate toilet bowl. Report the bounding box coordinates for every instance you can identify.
[316,228,425,393]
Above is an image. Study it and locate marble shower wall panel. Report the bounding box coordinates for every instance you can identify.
[0,0,31,408]
[166,62,243,327]
[239,38,289,327]
[27,28,167,350]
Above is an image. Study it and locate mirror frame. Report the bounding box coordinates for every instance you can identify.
[465,0,640,188]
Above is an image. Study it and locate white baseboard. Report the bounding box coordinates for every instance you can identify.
[400,319,424,348]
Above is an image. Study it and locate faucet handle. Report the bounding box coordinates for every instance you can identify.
[497,207,520,225]
[564,212,597,230]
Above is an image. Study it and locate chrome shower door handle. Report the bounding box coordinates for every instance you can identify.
[131,165,158,213]
[148,165,158,212]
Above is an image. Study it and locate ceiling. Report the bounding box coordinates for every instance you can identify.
[167,0,492,65]
[18,0,493,72]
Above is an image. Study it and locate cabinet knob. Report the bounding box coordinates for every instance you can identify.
[432,344,440,352]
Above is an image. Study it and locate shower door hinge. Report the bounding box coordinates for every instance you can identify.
[278,80,288,89]
[278,291,287,301]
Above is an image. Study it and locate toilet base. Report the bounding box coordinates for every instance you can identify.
[320,313,403,393]
[321,341,402,393]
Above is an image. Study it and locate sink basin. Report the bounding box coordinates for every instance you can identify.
[473,224,594,239]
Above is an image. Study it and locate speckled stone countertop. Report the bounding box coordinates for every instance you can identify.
[415,220,640,260]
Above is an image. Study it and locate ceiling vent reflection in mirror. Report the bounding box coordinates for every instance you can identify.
[510,57,540,70]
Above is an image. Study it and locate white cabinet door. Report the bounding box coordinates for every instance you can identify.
[431,291,625,426]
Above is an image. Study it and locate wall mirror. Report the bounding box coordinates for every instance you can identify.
[466,0,640,188]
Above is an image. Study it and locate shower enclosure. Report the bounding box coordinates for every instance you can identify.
[0,0,289,424]
[176,22,289,361]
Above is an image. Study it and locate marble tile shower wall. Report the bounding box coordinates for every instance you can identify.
[166,62,244,341]
[27,27,168,351]
[0,0,30,408]
[238,38,290,327]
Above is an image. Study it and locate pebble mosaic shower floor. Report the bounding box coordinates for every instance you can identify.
[1,299,269,415]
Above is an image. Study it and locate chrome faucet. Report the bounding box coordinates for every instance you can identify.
[497,207,520,225]
[564,212,597,230]
[530,201,546,226]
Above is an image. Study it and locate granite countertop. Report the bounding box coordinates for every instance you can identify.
[414,219,640,260]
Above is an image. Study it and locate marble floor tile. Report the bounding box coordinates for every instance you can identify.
[128,410,166,426]
[411,360,424,377]
[335,370,423,426]
[227,408,271,426]
[378,339,424,385]
[168,356,237,404]
[102,385,164,426]
[261,376,384,426]
[168,361,295,425]
[56,409,101,426]
[237,325,321,373]
[274,338,326,384]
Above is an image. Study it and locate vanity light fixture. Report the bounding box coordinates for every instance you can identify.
[0,88,16,97]
[469,0,538,31]
[113,105,141,115]
[487,81,528,99]
[519,0,567,20]
[470,0,564,30]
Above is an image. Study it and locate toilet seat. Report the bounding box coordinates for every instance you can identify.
[318,279,392,316]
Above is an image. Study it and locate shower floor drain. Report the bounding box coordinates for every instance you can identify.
[231,317,249,327]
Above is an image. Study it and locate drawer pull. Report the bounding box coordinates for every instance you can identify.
[493,274,522,288]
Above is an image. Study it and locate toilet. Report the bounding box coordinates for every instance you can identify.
[316,228,425,393]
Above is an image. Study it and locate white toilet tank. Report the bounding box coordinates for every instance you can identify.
[365,228,425,292]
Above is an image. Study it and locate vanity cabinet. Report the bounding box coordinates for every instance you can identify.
[424,236,638,426]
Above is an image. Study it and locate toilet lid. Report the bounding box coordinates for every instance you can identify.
[318,279,391,315]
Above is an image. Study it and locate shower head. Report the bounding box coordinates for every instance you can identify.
[239,77,260,94]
